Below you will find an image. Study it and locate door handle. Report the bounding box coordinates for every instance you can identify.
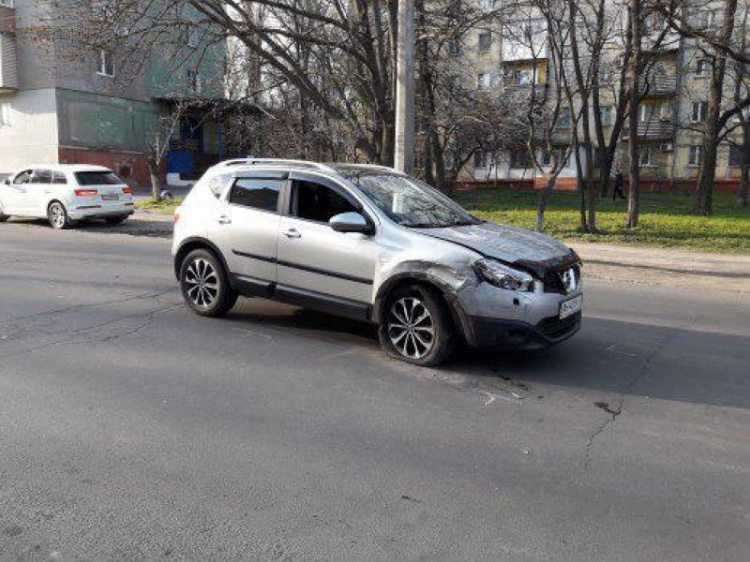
[282,229,301,239]
[218,215,232,225]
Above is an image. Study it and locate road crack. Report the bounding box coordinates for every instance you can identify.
[583,314,697,471]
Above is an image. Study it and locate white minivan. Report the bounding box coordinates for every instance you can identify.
[0,164,135,229]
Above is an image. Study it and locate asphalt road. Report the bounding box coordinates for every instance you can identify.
[1,220,748,561]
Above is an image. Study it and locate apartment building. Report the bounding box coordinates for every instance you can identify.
[459,0,749,191]
[0,0,228,187]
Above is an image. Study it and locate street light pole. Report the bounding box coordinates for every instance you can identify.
[394,0,415,175]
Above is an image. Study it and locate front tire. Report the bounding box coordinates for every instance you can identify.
[48,201,71,230]
[0,201,8,222]
[378,284,455,367]
[179,249,238,317]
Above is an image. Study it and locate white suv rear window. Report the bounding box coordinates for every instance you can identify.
[75,171,123,185]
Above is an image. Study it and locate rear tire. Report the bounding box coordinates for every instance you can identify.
[179,249,238,317]
[378,284,455,367]
[105,215,128,225]
[48,201,71,230]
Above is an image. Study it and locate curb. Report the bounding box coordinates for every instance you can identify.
[582,259,750,279]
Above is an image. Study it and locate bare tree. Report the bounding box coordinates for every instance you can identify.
[661,0,750,215]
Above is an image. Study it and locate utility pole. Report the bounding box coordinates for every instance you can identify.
[394,0,415,174]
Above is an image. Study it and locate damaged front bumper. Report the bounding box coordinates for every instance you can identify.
[466,311,581,350]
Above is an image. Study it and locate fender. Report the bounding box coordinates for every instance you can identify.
[174,237,232,282]
[372,264,478,346]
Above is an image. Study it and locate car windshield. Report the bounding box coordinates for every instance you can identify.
[342,172,481,228]
[74,171,123,185]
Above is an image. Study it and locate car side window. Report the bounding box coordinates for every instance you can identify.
[32,170,53,184]
[228,178,283,212]
[52,171,68,185]
[291,180,358,223]
[13,170,33,184]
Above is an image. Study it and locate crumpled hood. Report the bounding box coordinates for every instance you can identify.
[421,221,578,276]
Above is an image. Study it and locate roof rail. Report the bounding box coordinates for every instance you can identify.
[221,158,336,173]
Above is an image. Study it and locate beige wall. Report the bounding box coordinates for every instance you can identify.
[0,88,59,174]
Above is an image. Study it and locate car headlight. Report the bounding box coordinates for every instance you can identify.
[473,259,534,292]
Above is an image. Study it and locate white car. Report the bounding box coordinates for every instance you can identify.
[0,165,135,229]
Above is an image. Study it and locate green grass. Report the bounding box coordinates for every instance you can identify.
[453,189,750,254]
[135,197,183,215]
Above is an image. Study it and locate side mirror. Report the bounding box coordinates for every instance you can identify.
[329,212,373,235]
[2,178,9,185]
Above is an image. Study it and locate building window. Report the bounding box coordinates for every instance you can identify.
[600,106,613,126]
[728,145,745,167]
[187,70,201,94]
[645,12,665,32]
[691,101,708,123]
[639,147,653,166]
[97,50,115,77]
[477,72,491,90]
[186,26,199,47]
[0,0,14,7]
[448,39,461,56]
[695,10,716,30]
[478,32,491,53]
[695,59,710,77]
[474,150,488,168]
[510,149,532,168]
[507,68,535,86]
[639,104,657,122]
[0,103,11,127]
[479,0,494,12]
[688,145,704,166]
[556,108,571,128]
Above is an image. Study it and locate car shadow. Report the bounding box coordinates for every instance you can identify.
[4,217,171,237]
[223,299,750,411]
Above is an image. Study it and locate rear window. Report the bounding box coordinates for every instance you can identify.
[74,171,123,185]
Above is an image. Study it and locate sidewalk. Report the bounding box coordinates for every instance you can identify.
[570,243,750,279]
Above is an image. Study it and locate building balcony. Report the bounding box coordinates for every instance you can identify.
[0,32,19,92]
[625,119,675,140]
[638,75,677,97]
[0,1,15,31]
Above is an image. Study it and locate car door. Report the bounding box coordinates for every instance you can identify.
[26,169,53,217]
[276,173,379,317]
[214,172,285,291]
[2,170,34,214]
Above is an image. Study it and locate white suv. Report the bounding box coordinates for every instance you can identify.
[0,165,134,229]
[172,159,582,366]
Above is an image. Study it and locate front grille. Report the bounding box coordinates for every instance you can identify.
[543,264,581,294]
[537,311,581,339]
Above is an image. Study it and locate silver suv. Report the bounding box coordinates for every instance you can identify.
[172,159,582,366]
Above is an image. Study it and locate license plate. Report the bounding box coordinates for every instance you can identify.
[559,295,582,319]
[101,194,119,201]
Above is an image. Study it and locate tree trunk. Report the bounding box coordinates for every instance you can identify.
[737,163,749,208]
[598,150,614,199]
[536,177,556,232]
[626,1,641,229]
[148,156,161,201]
[694,130,719,216]
[693,0,737,216]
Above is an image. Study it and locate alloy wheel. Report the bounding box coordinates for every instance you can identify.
[49,203,66,229]
[387,297,435,359]
[184,258,219,308]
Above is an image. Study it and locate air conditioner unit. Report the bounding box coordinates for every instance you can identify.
[660,143,673,152]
